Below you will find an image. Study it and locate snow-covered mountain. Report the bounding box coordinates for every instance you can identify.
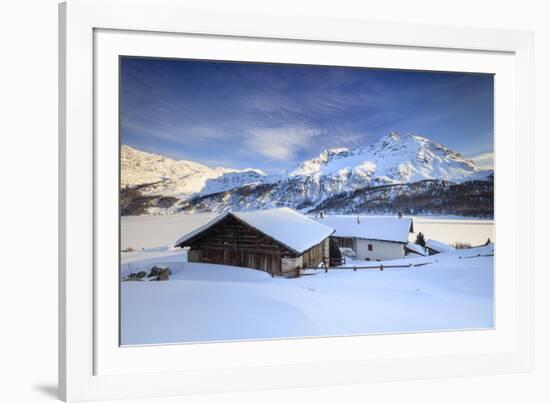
[121,133,493,216]
[121,145,274,197]
[291,131,490,185]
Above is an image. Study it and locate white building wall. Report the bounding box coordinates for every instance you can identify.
[354,239,405,261]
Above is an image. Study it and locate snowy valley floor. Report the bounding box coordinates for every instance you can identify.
[120,245,494,345]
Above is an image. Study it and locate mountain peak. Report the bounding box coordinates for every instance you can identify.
[290,147,351,177]
[319,147,350,161]
[289,131,490,184]
[121,144,276,199]
[388,131,400,141]
[379,131,428,144]
[121,136,493,216]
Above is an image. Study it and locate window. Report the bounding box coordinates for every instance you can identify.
[368,244,373,251]
[335,237,353,248]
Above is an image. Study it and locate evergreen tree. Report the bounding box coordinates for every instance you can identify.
[415,232,426,247]
[484,238,491,246]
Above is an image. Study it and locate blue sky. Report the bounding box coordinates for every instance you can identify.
[121,57,494,172]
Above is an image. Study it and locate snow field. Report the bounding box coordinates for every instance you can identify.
[121,245,494,345]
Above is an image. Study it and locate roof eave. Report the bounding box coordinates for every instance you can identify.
[174,213,229,247]
[175,211,335,254]
[330,235,408,244]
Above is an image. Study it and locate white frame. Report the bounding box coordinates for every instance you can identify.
[59,0,534,401]
[96,29,518,376]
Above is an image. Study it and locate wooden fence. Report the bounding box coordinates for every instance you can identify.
[322,256,345,267]
[324,262,418,272]
[315,260,433,273]
[300,251,492,276]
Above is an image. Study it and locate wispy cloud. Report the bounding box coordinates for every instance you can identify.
[245,126,321,161]
[120,57,494,171]
[470,152,494,169]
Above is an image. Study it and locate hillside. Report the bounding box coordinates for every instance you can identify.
[121,132,494,217]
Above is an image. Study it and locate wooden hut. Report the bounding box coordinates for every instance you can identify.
[175,207,334,275]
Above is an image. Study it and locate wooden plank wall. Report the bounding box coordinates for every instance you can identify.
[301,239,328,268]
[187,215,294,275]
[200,247,282,274]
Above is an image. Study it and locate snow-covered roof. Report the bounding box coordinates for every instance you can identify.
[405,242,427,256]
[175,207,334,254]
[426,239,455,253]
[316,215,413,243]
[173,213,228,247]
